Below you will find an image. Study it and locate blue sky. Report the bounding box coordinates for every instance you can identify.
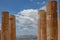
[0,0,60,37]
[0,0,47,14]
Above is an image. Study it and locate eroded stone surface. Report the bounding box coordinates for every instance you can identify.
[1,12,11,40]
[38,10,47,40]
[58,19,60,40]
[10,15,16,40]
[46,1,58,40]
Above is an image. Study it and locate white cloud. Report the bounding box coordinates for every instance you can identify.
[15,6,46,37]
[15,9,38,36]
[40,6,46,11]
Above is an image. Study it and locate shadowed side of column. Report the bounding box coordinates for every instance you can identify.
[38,10,47,40]
[10,15,16,40]
[1,12,11,40]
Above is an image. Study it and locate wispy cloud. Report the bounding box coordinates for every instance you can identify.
[15,9,38,36]
[15,6,46,37]
[40,6,46,11]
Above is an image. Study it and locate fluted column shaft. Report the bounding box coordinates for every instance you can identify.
[10,15,16,40]
[1,12,11,40]
[46,1,58,40]
[38,10,47,40]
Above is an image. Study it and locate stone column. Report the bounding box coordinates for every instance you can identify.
[10,15,16,40]
[1,12,11,40]
[46,1,58,40]
[38,10,47,40]
[58,19,60,40]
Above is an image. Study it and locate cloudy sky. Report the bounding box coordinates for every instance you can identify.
[0,0,60,37]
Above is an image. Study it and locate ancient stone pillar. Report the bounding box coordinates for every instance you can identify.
[46,1,58,40]
[38,10,46,40]
[1,12,11,40]
[58,19,60,40]
[10,15,16,40]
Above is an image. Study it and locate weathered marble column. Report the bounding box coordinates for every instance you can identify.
[58,19,60,40]
[38,10,46,40]
[10,15,16,40]
[1,12,11,40]
[46,1,58,40]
